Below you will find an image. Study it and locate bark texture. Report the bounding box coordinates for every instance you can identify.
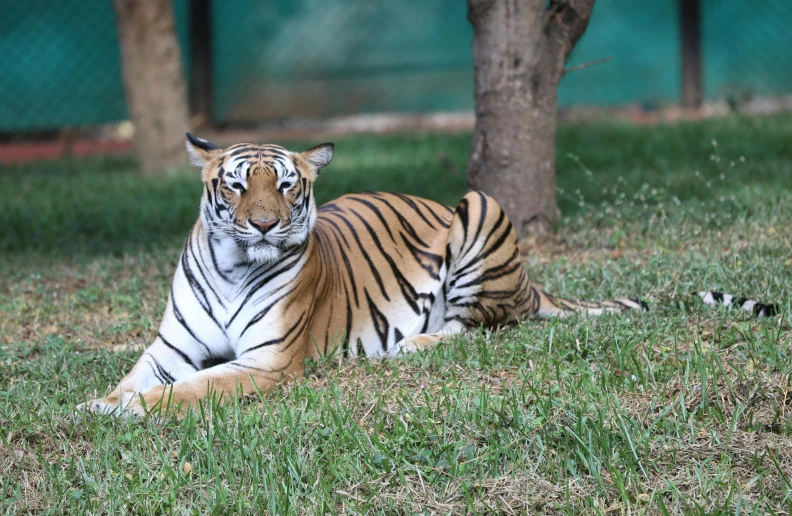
[467,0,596,236]
[114,0,190,174]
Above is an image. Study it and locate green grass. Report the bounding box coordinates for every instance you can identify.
[1,114,792,513]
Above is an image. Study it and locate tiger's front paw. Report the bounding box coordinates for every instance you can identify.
[77,386,194,421]
[76,398,119,416]
[125,385,193,420]
[386,334,440,358]
[76,391,139,419]
[386,338,414,358]
[119,399,154,420]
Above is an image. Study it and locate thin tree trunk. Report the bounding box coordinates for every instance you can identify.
[467,0,596,236]
[114,0,190,174]
[680,0,703,110]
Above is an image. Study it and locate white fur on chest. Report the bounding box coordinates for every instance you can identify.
[168,236,308,358]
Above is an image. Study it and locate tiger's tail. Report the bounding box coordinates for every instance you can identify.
[532,288,778,318]
[534,289,647,318]
[693,290,779,317]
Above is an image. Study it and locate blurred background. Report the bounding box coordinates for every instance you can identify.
[1,0,791,255]
[2,0,791,136]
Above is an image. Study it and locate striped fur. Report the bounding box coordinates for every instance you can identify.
[77,136,778,418]
[694,290,778,317]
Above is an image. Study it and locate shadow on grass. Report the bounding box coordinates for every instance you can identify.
[2,114,791,256]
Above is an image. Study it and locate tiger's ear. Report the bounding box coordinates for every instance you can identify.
[185,132,221,168]
[300,143,334,175]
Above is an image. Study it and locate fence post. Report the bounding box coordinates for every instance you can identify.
[680,0,703,109]
[190,0,214,128]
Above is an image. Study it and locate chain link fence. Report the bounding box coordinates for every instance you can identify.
[0,0,189,136]
[703,0,792,101]
[0,0,790,135]
[212,0,472,124]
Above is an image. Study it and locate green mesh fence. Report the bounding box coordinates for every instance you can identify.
[0,0,190,132]
[703,0,792,100]
[212,0,473,123]
[0,0,790,131]
[561,0,681,106]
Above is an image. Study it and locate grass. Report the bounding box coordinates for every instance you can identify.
[1,113,792,514]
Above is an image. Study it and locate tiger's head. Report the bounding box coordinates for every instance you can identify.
[185,133,334,265]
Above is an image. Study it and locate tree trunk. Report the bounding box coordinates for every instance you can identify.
[679,0,703,110]
[467,0,596,236]
[114,0,190,174]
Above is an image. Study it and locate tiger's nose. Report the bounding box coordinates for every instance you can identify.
[249,218,279,235]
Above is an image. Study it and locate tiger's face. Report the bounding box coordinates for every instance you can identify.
[185,133,334,265]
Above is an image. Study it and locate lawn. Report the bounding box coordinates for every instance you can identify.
[1,114,791,514]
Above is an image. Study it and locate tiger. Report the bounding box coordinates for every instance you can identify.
[77,134,779,418]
